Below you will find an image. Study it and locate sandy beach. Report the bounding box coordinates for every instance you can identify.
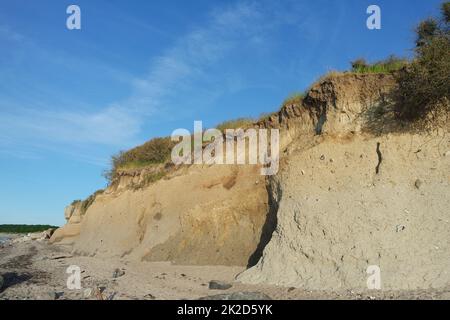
[1,239,449,300]
[0,234,16,243]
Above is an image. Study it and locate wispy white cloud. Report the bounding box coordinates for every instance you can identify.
[0,1,314,164]
[0,24,25,42]
[115,1,269,114]
[0,106,140,146]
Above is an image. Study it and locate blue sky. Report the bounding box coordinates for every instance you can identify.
[0,0,443,225]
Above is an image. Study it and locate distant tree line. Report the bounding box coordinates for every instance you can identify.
[0,224,59,234]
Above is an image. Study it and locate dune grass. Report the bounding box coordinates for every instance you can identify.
[350,55,409,74]
[215,117,255,132]
[282,92,305,106]
[103,2,449,182]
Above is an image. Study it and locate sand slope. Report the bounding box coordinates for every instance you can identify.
[52,164,269,266]
[238,133,450,290]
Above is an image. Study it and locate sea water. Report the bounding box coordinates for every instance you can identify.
[0,236,11,244]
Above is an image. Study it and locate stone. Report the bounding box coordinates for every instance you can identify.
[29,232,42,240]
[106,292,117,300]
[12,235,32,243]
[320,155,325,160]
[414,179,423,189]
[396,225,406,233]
[41,291,57,300]
[112,268,125,278]
[50,254,73,260]
[83,288,93,298]
[144,293,156,300]
[199,291,272,300]
[208,280,232,290]
[93,286,104,300]
[42,228,56,239]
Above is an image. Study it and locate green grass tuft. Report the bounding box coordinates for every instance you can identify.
[350,55,409,74]
[282,92,305,106]
[215,118,255,132]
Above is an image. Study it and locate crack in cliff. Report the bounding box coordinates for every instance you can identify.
[246,177,281,268]
[376,142,383,174]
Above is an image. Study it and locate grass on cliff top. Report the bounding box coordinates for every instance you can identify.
[104,2,449,182]
[350,55,409,74]
[105,118,256,182]
[282,92,305,106]
[104,58,396,181]
[0,224,59,234]
[303,56,409,96]
[215,117,255,131]
[103,137,174,181]
[308,56,409,86]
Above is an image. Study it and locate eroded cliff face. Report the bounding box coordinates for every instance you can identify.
[237,133,450,290]
[51,73,397,266]
[237,74,450,290]
[51,164,269,266]
[258,73,397,142]
[52,73,450,288]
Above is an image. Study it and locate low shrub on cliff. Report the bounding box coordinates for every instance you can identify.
[350,55,409,74]
[215,117,255,132]
[104,137,175,181]
[282,92,305,106]
[119,137,174,168]
[104,118,256,183]
[394,1,450,122]
[70,189,104,215]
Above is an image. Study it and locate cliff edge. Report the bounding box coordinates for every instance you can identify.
[51,73,450,290]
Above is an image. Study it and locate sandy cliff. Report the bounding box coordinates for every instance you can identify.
[51,73,450,290]
[238,133,450,290]
[51,164,269,266]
